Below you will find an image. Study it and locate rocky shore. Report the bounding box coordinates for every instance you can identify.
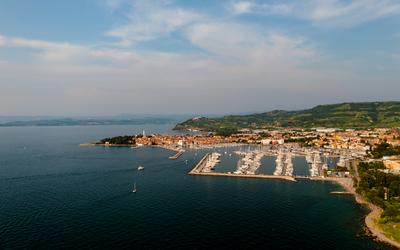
[329,177,400,248]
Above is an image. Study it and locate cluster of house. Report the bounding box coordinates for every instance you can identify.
[135,127,399,150]
[131,127,400,173]
[383,156,400,174]
[311,128,400,150]
[252,127,400,150]
[134,134,252,147]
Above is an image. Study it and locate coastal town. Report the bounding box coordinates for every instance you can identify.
[95,127,400,174]
[92,126,400,247]
[3,0,400,248]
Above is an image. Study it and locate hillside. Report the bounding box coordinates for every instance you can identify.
[174,102,400,131]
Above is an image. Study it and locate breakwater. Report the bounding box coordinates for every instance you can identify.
[189,171,297,181]
[189,153,296,181]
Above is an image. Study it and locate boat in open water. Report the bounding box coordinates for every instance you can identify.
[132,182,137,193]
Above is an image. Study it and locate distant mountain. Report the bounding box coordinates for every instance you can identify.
[0,117,178,127]
[174,102,400,131]
[0,113,199,127]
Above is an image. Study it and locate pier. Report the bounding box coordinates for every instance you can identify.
[153,145,185,160]
[168,150,184,160]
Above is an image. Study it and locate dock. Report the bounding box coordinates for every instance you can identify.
[152,145,185,160]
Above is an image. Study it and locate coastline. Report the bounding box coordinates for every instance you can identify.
[82,138,399,247]
[327,177,400,248]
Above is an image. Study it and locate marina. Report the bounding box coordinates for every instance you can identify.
[188,144,358,183]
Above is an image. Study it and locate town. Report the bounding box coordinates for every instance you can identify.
[95,127,400,175]
[92,126,400,246]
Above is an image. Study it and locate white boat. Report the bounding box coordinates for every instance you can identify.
[132,182,137,193]
[138,166,144,171]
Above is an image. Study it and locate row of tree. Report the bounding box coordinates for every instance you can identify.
[368,142,400,159]
[99,135,135,145]
[356,161,400,223]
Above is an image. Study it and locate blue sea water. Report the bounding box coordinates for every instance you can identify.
[0,125,395,249]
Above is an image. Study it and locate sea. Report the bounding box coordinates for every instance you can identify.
[0,125,395,249]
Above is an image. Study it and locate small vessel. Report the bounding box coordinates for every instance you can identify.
[138,166,144,171]
[132,182,137,193]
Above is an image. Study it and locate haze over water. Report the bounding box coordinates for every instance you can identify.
[0,125,394,249]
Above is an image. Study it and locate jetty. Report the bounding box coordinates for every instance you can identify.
[169,150,184,160]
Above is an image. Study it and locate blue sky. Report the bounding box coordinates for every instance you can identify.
[0,0,400,115]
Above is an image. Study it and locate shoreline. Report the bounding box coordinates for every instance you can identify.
[80,143,137,147]
[326,177,400,248]
[81,142,399,247]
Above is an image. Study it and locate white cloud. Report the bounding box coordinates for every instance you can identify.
[231,1,292,16]
[0,34,138,63]
[186,22,316,66]
[0,1,399,115]
[0,28,329,115]
[89,49,137,61]
[106,1,201,46]
[231,0,400,27]
[231,1,254,15]
[306,0,400,26]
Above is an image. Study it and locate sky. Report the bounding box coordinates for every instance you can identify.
[0,0,399,116]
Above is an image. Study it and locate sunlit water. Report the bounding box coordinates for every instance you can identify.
[0,125,394,249]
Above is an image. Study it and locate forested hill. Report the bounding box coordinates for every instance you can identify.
[174,102,400,131]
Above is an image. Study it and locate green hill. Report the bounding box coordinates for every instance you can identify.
[174,102,400,131]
